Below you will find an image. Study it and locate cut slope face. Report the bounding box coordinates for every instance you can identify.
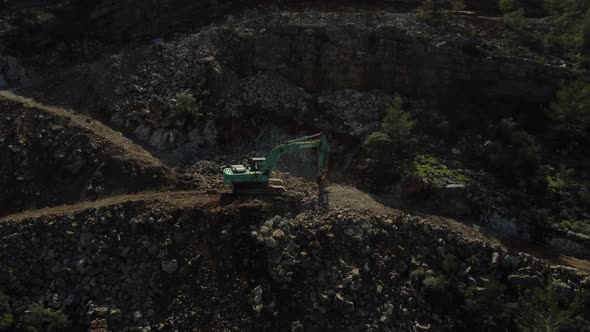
[0,91,174,216]
[30,12,574,163]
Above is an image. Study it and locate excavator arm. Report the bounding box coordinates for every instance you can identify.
[261,133,329,177]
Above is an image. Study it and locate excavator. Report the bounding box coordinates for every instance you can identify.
[223,133,329,195]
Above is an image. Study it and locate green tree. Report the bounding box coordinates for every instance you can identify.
[514,283,574,332]
[0,292,12,331]
[549,79,590,134]
[381,93,415,150]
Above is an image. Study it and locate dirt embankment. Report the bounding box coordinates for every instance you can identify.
[0,189,587,331]
[0,91,175,216]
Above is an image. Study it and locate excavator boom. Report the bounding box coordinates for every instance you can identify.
[223,133,329,195]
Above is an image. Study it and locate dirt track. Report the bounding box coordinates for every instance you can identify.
[0,91,163,167]
[0,190,218,223]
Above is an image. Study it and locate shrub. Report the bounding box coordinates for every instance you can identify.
[423,275,449,292]
[417,0,437,20]
[543,34,568,56]
[417,0,454,22]
[503,8,526,31]
[486,121,541,179]
[172,90,199,116]
[582,12,590,51]
[442,254,458,274]
[451,0,466,11]
[363,132,393,159]
[410,268,427,282]
[0,292,12,331]
[462,280,514,327]
[381,92,415,151]
[544,0,564,15]
[498,0,514,13]
[549,79,590,135]
[509,130,542,168]
[0,268,16,291]
[17,305,69,332]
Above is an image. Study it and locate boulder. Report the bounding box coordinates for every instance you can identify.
[507,274,541,289]
[0,74,7,88]
[334,293,355,313]
[401,175,431,197]
[162,259,179,274]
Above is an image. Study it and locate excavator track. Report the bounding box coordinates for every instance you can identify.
[232,183,286,195]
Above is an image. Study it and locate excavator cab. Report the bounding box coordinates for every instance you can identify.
[250,157,266,171]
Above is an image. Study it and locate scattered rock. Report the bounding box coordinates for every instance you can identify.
[162,259,179,274]
[507,274,541,289]
[334,293,355,313]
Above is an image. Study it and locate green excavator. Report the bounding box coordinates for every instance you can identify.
[223,133,329,195]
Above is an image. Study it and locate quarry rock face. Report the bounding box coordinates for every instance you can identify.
[43,12,573,161]
[79,0,549,42]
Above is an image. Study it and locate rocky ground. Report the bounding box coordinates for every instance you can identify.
[1,183,589,332]
[1,1,590,331]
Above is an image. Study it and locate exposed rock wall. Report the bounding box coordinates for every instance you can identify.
[38,12,574,163]
[78,0,549,43]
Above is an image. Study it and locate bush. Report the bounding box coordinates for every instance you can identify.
[410,268,427,282]
[0,292,12,331]
[416,0,438,20]
[582,14,590,51]
[498,0,515,13]
[543,34,568,56]
[442,254,458,274]
[503,8,526,30]
[544,0,564,15]
[17,305,69,332]
[486,120,541,180]
[172,91,199,116]
[381,92,415,151]
[417,0,456,23]
[549,79,590,135]
[363,132,393,159]
[451,0,466,11]
[423,275,449,292]
[462,280,514,327]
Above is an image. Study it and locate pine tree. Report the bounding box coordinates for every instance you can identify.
[381,92,415,151]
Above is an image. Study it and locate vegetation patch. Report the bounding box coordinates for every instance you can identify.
[412,154,470,186]
[0,292,12,331]
[16,304,70,332]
